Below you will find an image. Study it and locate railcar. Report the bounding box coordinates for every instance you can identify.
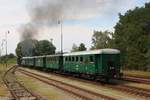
[34,56,45,68]
[45,54,62,70]
[20,48,121,81]
[63,49,121,79]
[21,57,34,66]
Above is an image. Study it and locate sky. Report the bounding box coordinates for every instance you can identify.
[0,0,149,55]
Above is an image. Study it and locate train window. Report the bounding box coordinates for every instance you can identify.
[72,57,74,61]
[69,57,71,61]
[85,58,89,63]
[90,56,94,62]
[65,57,68,61]
[76,56,78,62]
[80,57,83,62]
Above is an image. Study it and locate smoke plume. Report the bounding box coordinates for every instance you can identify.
[19,23,39,40]
[20,0,130,40]
[29,0,126,24]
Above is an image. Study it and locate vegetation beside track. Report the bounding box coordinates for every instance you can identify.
[0,64,10,96]
[123,70,150,78]
[0,58,16,96]
[19,67,144,100]
[16,71,77,100]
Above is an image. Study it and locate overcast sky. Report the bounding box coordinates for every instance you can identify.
[0,0,149,55]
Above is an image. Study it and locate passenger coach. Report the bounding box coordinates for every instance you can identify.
[20,48,121,81]
[21,57,34,66]
[63,49,121,79]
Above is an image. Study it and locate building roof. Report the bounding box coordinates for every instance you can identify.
[63,48,120,56]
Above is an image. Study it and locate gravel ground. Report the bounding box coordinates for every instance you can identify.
[16,71,79,100]
[19,67,149,100]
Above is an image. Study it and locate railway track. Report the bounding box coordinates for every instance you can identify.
[19,68,116,100]
[107,84,150,98]
[123,75,150,84]
[19,68,150,99]
[2,65,45,100]
[124,74,150,79]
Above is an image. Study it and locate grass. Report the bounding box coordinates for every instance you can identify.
[123,70,150,77]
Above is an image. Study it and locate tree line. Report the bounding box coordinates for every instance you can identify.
[0,53,16,63]
[16,3,150,71]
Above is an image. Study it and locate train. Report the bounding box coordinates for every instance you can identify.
[20,48,122,81]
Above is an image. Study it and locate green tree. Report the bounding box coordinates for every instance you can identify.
[8,53,15,58]
[78,43,87,51]
[35,40,56,55]
[71,43,87,52]
[16,43,23,58]
[113,3,150,70]
[71,43,78,52]
[16,39,56,57]
[91,31,112,49]
[16,39,38,57]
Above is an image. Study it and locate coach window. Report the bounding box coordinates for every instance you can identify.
[90,56,94,62]
[50,57,52,62]
[76,56,78,62]
[53,57,55,61]
[65,57,68,62]
[80,56,83,62]
[54,57,56,61]
[54,57,56,62]
[72,57,74,62]
[69,57,71,62]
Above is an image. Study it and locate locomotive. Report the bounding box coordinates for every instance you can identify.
[20,48,121,81]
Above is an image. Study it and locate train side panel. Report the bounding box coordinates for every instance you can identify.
[35,57,45,68]
[63,55,96,75]
[45,56,59,70]
[21,57,34,67]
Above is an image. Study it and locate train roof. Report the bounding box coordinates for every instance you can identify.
[22,54,61,59]
[34,55,46,58]
[63,49,120,56]
[46,54,61,57]
[22,49,120,58]
[22,56,35,59]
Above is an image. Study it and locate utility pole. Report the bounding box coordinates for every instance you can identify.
[50,38,53,44]
[5,31,9,68]
[58,19,63,71]
[58,20,63,55]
